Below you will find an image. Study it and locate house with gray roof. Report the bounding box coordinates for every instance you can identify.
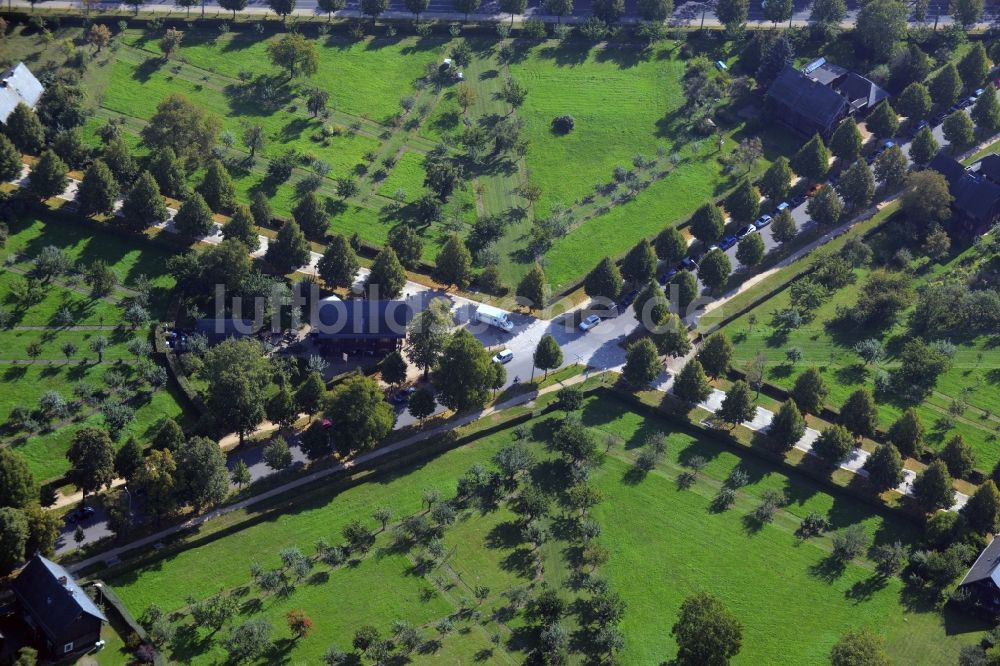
[929,151,1000,235]
[0,63,44,125]
[10,554,107,658]
[958,537,1000,614]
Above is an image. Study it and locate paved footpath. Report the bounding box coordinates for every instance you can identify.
[65,373,588,573]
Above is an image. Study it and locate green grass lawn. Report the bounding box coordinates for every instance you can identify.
[105,394,979,664]
[718,227,1000,473]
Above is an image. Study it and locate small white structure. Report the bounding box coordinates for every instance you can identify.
[0,62,44,124]
[473,304,514,332]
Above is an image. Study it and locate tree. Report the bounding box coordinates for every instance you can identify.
[768,210,796,245]
[584,257,623,303]
[669,270,698,312]
[175,436,229,511]
[135,448,176,523]
[958,42,990,88]
[66,427,115,503]
[623,338,663,388]
[866,101,899,140]
[837,159,875,211]
[267,33,319,80]
[266,385,298,429]
[262,439,292,471]
[534,335,563,379]
[266,220,310,274]
[367,246,407,299]
[830,119,863,163]
[698,334,733,378]
[0,449,35,509]
[51,128,89,169]
[545,0,574,21]
[140,94,220,163]
[387,225,423,270]
[454,0,481,19]
[864,443,904,491]
[433,329,498,411]
[900,170,952,228]
[912,460,955,511]
[806,185,843,227]
[943,110,976,151]
[158,27,184,58]
[435,234,473,289]
[725,178,760,224]
[361,0,389,18]
[403,0,430,17]
[690,203,726,245]
[4,103,45,154]
[897,84,932,125]
[762,0,792,24]
[674,358,711,404]
[218,0,248,17]
[296,371,326,416]
[622,239,657,286]
[223,204,260,252]
[810,0,846,25]
[0,134,22,185]
[199,160,236,213]
[405,299,452,379]
[408,388,436,423]
[792,367,827,414]
[317,235,359,290]
[73,160,115,219]
[173,192,214,239]
[791,134,831,182]
[768,399,805,452]
[655,226,687,263]
[759,156,792,203]
[120,171,167,233]
[856,0,907,61]
[268,0,298,16]
[813,424,854,465]
[317,0,346,18]
[113,437,144,484]
[231,460,251,490]
[735,233,765,268]
[672,593,742,666]
[149,147,186,199]
[715,0,749,34]
[0,508,28,574]
[830,628,890,666]
[962,480,1000,533]
[972,85,1000,135]
[286,609,313,640]
[102,136,137,188]
[200,339,272,445]
[378,351,407,389]
[241,124,266,160]
[873,145,908,191]
[840,388,878,439]
[27,150,67,201]
[516,264,547,309]
[909,126,939,168]
[930,63,962,109]
[698,248,731,292]
[225,619,272,663]
[941,434,975,479]
[87,23,112,51]
[292,192,327,239]
[718,380,755,428]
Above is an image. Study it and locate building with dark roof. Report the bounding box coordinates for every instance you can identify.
[193,318,260,345]
[310,297,413,355]
[766,59,889,139]
[928,152,1000,234]
[958,537,1000,614]
[10,554,107,658]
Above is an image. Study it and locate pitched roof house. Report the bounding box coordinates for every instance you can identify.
[958,537,1000,614]
[766,59,889,139]
[928,151,1000,234]
[0,63,44,124]
[10,554,107,657]
[309,296,413,353]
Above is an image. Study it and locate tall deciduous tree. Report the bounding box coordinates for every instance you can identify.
[690,203,726,245]
[855,0,907,61]
[4,103,45,154]
[0,134,22,183]
[930,63,962,108]
[654,226,687,263]
[768,399,805,452]
[792,367,827,414]
[912,459,955,511]
[265,220,310,274]
[173,192,214,238]
[77,160,118,217]
[66,427,115,503]
[962,480,1000,533]
[584,257,624,302]
[433,329,501,411]
[725,178,760,223]
[888,408,923,457]
[140,94,221,163]
[830,629,890,666]
[865,101,899,140]
[435,234,473,289]
[366,246,407,299]
[27,150,68,201]
[149,147,187,199]
[837,159,875,211]
[830,119,863,163]
[622,239,657,285]
[671,593,743,666]
[120,171,167,232]
[200,339,272,445]
[790,134,831,182]
[406,298,452,379]
[908,125,939,165]
[674,358,711,404]
[223,204,260,252]
[0,449,35,509]
[326,372,395,453]
[517,264,547,309]
[840,388,878,439]
[199,160,236,213]
[972,84,1000,134]
[317,234,359,290]
[267,33,319,78]
[806,185,843,226]
[698,248,731,292]
[175,436,230,511]
[623,338,664,388]
[863,443,904,492]
[718,380,755,428]
[698,334,733,378]
[533,335,563,379]
[759,156,792,202]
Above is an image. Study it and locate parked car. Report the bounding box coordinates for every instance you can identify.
[66,506,95,524]
[619,290,638,309]
[790,194,806,207]
[909,120,928,138]
[492,349,514,364]
[714,60,728,71]
[931,112,947,126]
[658,267,679,285]
[753,214,772,229]
[719,235,738,250]
[579,314,601,332]
[391,387,417,403]
[774,202,789,214]
[737,224,756,239]
[679,256,698,271]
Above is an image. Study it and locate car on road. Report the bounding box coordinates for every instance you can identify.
[931,112,947,126]
[737,224,756,239]
[719,235,738,250]
[66,506,95,524]
[391,387,417,403]
[579,315,601,332]
[658,267,679,285]
[790,194,806,207]
[753,214,772,229]
[492,349,514,364]
[679,256,698,271]
[774,202,789,215]
[619,290,638,309]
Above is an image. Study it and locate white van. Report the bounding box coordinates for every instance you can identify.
[473,304,514,332]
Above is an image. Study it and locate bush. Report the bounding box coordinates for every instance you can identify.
[552,115,575,134]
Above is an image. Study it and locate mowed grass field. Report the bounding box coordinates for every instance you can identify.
[718,229,1000,473]
[0,214,191,481]
[106,394,978,664]
[4,23,803,294]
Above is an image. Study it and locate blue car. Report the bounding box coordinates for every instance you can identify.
[679,257,698,271]
[658,267,679,285]
[719,235,738,250]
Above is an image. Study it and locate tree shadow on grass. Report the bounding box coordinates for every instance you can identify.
[808,553,847,582]
[499,547,537,579]
[845,574,890,603]
[536,41,590,67]
[132,57,165,84]
[485,520,523,550]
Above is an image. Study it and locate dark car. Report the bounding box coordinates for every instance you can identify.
[66,506,96,524]
[909,120,928,138]
[679,257,698,271]
[658,267,679,285]
[719,235,738,250]
[391,387,417,404]
[619,290,638,309]
[790,194,806,207]
[736,224,756,239]
[931,112,947,126]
